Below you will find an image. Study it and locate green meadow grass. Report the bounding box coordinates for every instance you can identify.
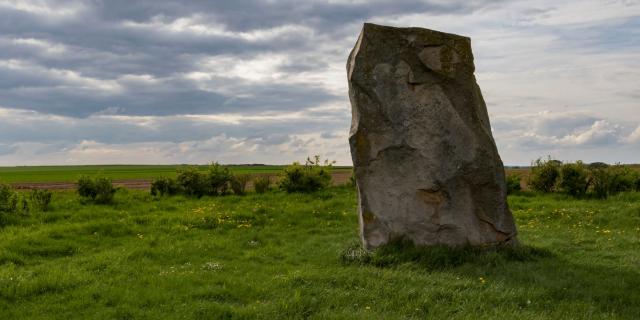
[0,165,352,183]
[0,187,639,319]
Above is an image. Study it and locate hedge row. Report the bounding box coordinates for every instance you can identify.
[508,158,640,198]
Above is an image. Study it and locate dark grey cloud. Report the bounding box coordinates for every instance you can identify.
[0,144,17,156]
[0,0,497,118]
[88,0,494,31]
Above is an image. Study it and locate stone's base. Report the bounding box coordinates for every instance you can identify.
[347,23,518,249]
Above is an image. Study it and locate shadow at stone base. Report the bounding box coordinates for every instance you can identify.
[340,239,640,316]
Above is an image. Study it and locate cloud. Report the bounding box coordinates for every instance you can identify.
[493,111,639,147]
[0,143,17,156]
[0,0,638,165]
[492,110,640,164]
[0,106,349,144]
[0,133,350,166]
[625,126,640,144]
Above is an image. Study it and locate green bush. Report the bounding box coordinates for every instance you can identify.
[253,175,271,194]
[77,175,116,204]
[0,183,18,213]
[588,166,610,199]
[29,189,52,211]
[505,174,521,195]
[586,164,639,199]
[175,163,233,197]
[150,177,181,196]
[93,177,116,204]
[77,175,97,199]
[559,161,589,197]
[279,156,334,193]
[607,165,637,194]
[230,174,251,195]
[529,157,561,193]
[207,163,232,196]
[176,167,208,197]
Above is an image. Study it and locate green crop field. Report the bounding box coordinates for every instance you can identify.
[0,165,353,184]
[0,186,639,319]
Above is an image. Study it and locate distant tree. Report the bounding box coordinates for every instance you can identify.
[588,162,609,169]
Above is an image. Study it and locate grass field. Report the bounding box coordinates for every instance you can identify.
[0,186,639,319]
[0,165,353,184]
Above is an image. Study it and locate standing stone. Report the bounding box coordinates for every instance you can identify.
[347,23,518,249]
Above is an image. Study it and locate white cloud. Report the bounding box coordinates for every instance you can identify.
[9,37,68,55]
[0,0,84,18]
[0,59,123,93]
[625,126,640,144]
[558,120,621,146]
[493,110,640,164]
[123,15,314,43]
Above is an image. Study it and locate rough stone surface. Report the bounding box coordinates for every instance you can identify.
[347,23,518,249]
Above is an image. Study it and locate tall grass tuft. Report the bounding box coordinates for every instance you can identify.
[230,174,251,195]
[0,183,18,213]
[29,189,52,211]
[253,175,271,194]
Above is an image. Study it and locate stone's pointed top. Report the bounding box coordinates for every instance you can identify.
[361,22,471,41]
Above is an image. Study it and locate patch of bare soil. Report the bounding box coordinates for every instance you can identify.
[11,179,153,191]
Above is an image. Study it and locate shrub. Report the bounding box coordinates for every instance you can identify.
[588,164,639,198]
[77,175,116,204]
[150,177,181,196]
[607,164,637,194]
[207,163,233,196]
[230,174,251,195]
[77,175,97,199]
[176,166,208,197]
[588,166,610,199]
[279,156,334,193]
[253,175,271,194]
[529,157,560,193]
[29,189,52,211]
[0,183,18,213]
[18,196,29,213]
[505,174,521,195]
[93,177,116,204]
[559,161,589,197]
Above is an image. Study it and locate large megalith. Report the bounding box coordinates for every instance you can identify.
[347,23,518,249]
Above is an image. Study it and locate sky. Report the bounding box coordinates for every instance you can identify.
[0,0,638,166]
